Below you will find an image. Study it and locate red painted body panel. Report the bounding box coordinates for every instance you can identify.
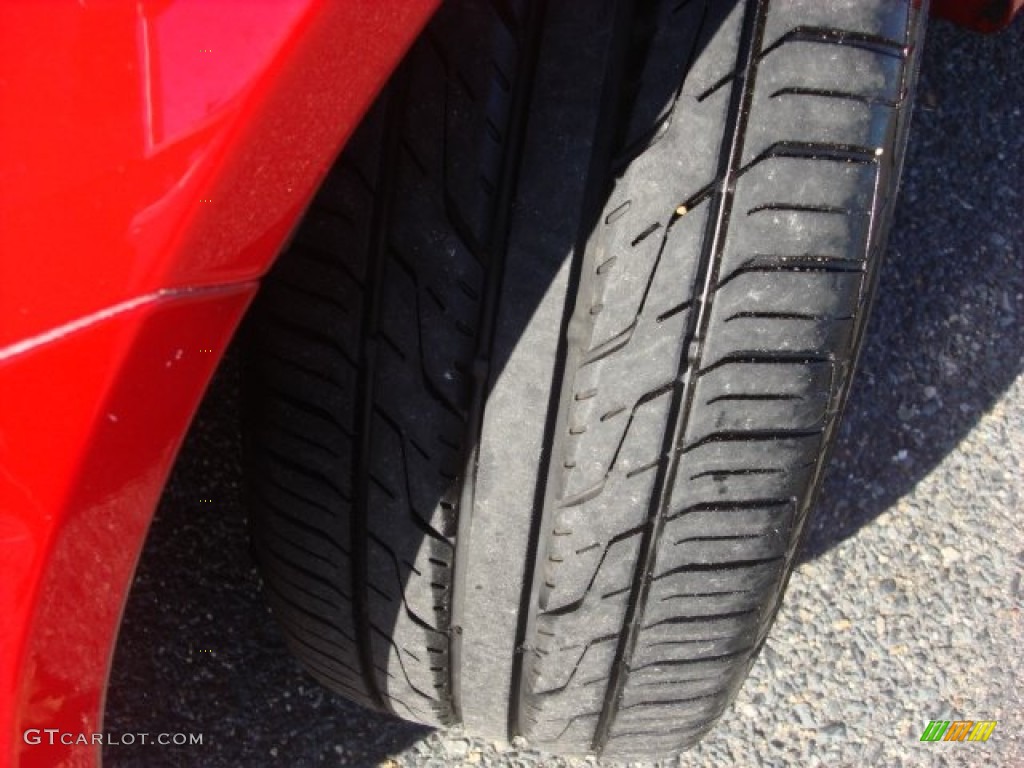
[0,0,435,347]
[0,2,436,766]
[933,0,1024,31]
[3,287,253,768]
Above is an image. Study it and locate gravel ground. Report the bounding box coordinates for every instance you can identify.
[104,14,1023,768]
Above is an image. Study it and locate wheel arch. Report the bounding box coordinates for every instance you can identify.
[0,2,437,765]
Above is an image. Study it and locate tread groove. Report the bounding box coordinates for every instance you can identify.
[590,0,770,753]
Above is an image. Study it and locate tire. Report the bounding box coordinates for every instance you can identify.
[243,0,926,759]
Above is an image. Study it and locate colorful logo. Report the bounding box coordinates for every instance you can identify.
[920,720,997,742]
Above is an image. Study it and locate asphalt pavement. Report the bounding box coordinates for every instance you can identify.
[104,14,1024,768]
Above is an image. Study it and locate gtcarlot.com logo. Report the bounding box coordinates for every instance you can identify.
[24,729,203,746]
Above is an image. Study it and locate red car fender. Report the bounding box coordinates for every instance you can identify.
[0,2,436,766]
[932,0,1024,32]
